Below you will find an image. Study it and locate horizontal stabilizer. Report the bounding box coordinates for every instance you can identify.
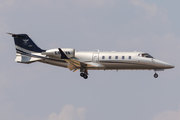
[15,53,42,64]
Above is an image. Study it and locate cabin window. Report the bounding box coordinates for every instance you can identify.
[129,56,131,59]
[109,56,111,59]
[65,51,70,54]
[122,56,125,59]
[55,51,60,55]
[102,56,105,59]
[115,56,118,59]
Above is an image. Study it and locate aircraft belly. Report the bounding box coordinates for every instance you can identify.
[98,61,157,70]
[39,59,68,68]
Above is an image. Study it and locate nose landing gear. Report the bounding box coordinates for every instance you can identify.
[154,73,158,78]
[154,69,159,78]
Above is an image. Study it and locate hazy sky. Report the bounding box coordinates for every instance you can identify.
[0,0,180,120]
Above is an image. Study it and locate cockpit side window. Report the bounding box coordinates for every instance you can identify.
[141,53,153,58]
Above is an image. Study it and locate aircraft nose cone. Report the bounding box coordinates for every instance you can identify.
[153,59,175,69]
[167,64,175,69]
[161,63,174,69]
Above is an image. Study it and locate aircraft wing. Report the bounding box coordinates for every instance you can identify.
[58,48,104,72]
[84,62,105,68]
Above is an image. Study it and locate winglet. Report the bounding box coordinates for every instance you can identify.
[7,33,15,35]
[58,48,69,59]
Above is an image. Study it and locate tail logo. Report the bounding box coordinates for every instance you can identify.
[23,39,29,45]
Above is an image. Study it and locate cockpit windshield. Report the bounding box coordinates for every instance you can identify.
[139,53,154,58]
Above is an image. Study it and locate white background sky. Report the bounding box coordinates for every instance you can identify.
[0,0,180,120]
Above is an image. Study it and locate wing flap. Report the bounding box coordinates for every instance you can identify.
[67,63,77,71]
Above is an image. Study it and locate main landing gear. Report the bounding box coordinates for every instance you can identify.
[80,72,88,79]
[80,67,89,79]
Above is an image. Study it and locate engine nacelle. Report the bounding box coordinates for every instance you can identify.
[42,48,75,58]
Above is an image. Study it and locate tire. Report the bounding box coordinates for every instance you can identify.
[154,73,158,78]
[83,75,88,79]
[80,73,84,77]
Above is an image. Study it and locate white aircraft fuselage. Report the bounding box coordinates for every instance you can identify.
[9,33,174,79]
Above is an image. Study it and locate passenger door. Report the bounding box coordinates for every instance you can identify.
[93,53,99,63]
[152,58,154,62]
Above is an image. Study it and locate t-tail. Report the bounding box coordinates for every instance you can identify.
[8,33,45,63]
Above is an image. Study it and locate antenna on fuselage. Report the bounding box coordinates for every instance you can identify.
[95,49,100,52]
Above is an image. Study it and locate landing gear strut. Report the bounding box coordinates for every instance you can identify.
[154,69,159,78]
[154,73,158,78]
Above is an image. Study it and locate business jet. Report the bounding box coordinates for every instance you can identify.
[8,33,174,79]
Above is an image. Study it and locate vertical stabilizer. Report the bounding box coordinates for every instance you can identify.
[8,33,45,53]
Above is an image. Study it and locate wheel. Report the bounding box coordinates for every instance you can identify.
[80,73,84,77]
[83,75,88,79]
[154,73,158,78]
